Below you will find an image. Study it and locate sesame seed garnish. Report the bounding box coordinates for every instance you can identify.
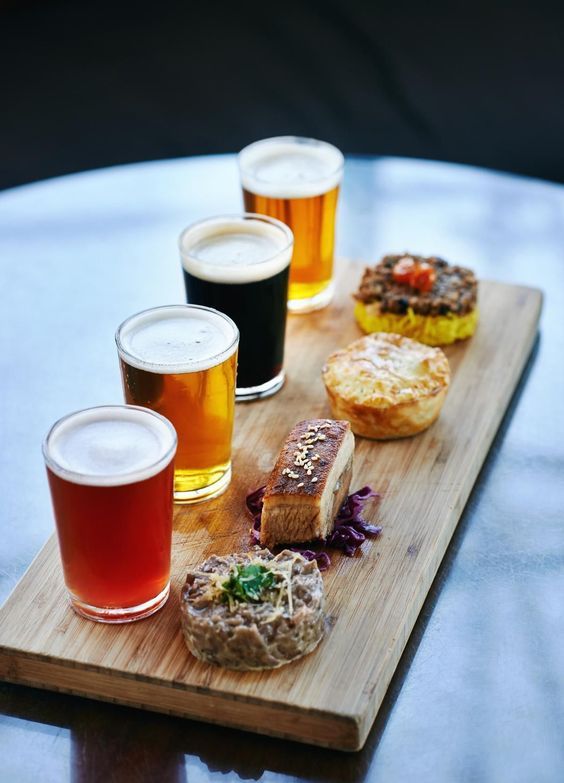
[297,482,304,488]
[311,477,318,483]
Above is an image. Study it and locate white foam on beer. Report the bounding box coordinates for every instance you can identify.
[44,406,177,486]
[179,217,292,283]
[117,305,238,373]
[239,137,344,199]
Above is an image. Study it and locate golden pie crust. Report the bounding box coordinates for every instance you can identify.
[322,332,450,439]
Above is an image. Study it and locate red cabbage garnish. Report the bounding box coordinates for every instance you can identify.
[245,485,381,568]
[289,548,332,572]
[246,485,265,543]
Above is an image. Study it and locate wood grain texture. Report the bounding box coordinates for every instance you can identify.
[0,262,542,751]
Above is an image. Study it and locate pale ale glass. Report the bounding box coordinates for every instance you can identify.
[116,305,238,503]
[238,136,344,313]
[43,405,177,623]
[179,214,293,400]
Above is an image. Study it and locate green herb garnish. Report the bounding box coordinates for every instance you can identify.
[220,563,276,604]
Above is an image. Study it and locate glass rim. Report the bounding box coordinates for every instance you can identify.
[238,135,345,183]
[178,212,294,268]
[42,404,178,487]
[115,303,239,374]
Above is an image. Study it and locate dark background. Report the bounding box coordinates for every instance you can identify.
[2,0,564,190]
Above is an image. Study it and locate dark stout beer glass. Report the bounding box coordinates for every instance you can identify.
[43,405,177,623]
[179,214,293,401]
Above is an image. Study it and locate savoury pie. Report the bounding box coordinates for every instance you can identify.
[322,332,450,439]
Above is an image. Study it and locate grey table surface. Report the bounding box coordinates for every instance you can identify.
[0,154,562,783]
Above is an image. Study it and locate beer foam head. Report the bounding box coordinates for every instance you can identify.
[239,136,344,199]
[179,214,293,284]
[116,304,239,374]
[43,405,177,486]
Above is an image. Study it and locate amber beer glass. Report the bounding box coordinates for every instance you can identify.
[116,304,239,503]
[43,405,177,623]
[238,136,344,313]
[179,214,293,400]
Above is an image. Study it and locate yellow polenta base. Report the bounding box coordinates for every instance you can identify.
[354,301,478,346]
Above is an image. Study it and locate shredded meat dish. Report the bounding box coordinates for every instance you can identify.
[355,254,477,316]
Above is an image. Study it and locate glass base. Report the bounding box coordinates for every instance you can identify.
[288,281,334,313]
[69,582,170,623]
[174,463,231,504]
[236,370,285,402]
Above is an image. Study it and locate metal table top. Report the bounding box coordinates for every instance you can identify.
[0,154,562,783]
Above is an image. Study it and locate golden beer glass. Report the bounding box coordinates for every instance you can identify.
[116,304,239,503]
[238,136,344,313]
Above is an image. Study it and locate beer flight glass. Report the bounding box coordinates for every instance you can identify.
[43,405,177,623]
[179,213,293,400]
[238,136,344,313]
[116,304,239,503]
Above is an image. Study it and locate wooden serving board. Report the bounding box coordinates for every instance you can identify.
[0,262,542,751]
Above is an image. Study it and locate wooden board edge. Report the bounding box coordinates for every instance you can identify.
[0,650,364,752]
[480,278,543,297]
[0,535,59,620]
[353,303,543,748]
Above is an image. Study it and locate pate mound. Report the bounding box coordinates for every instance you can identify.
[321,332,450,439]
[180,549,325,671]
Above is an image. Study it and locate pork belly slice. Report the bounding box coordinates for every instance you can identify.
[260,419,355,548]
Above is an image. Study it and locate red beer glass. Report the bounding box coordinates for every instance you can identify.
[43,405,177,622]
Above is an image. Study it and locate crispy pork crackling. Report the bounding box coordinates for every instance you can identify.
[180,549,325,670]
[259,419,355,548]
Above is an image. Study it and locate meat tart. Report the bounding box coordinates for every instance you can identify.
[180,549,325,670]
[354,253,478,346]
[322,332,450,439]
[260,419,354,549]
